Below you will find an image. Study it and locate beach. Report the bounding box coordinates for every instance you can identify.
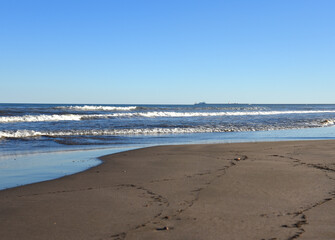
[2,0,335,239]
[0,140,335,240]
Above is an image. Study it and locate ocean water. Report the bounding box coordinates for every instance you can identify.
[1,103,335,189]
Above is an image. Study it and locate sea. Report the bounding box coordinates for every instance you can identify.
[1,103,335,190]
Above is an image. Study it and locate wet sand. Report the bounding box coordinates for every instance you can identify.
[0,140,335,240]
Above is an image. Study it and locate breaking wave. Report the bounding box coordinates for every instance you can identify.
[1,121,334,139]
[0,128,269,139]
[2,110,335,123]
[0,114,83,123]
[55,105,137,111]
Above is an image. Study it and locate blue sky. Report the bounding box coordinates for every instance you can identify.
[1,0,334,104]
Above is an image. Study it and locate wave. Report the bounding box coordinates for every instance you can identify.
[0,128,261,139]
[0,114,83,123]
[55,105,137,111]
[1,121,334,139]
[1,110,335,123]
[120,110,335,118]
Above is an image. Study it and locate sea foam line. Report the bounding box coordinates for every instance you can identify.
[1,121,334,139]
[0,114,83,123]
[0,127,263,138]
[1,110,335,123]
[55,105,137,111]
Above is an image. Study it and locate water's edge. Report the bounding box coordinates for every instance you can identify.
[1,126,335,191]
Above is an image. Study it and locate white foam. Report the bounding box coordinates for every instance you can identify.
[89,110,335,119]
[0,123,327,139]
[109,110,335,118]
[2,110,335,123]
[56,105,137,111]
[0,130,44,138]
[0,128,237,139]
[0,114,83,123]
[105,110,335,118]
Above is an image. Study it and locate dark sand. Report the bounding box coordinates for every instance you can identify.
[1,140,335,240]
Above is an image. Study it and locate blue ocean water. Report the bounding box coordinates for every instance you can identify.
[1,103,335,189]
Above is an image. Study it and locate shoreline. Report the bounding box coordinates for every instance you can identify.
[1,140,335,239]
[0,146,143,191]
[1,126,335,190]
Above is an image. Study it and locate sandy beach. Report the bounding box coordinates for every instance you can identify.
[0,140,335,240]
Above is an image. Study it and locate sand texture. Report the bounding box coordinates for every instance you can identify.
[0,140,335,240]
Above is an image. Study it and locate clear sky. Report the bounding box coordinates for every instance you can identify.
[0,0,334,104]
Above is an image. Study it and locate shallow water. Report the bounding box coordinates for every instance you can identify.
[1,126,335,190]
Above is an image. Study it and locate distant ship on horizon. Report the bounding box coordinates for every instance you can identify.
[194,102,207,105]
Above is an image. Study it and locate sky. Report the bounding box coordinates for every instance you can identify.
[0,0,334,104]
